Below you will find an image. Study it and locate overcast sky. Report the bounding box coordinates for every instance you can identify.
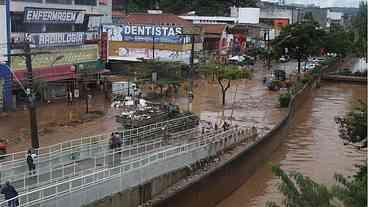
[262,0,363,8]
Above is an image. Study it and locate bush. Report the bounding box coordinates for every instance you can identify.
[301,74,313,84]
[279,92,291,108]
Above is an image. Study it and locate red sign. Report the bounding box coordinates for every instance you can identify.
[273,19,289,27]
[100,32,108,60]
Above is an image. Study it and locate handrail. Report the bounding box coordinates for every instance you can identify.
[0,115,198,170]
[0,127,248,207]
[0,127,203,202]
[0,115,197,162]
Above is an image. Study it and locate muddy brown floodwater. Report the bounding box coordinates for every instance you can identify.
[216,82,367,207]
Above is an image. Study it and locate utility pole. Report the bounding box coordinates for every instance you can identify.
[8,36,54,150]
[267,32,270,70]
[152,36,155,60]
[188,34,195,109]
[179,29,200,112]
[24,37,39,149]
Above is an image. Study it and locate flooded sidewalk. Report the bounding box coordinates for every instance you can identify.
[0,94,121,153]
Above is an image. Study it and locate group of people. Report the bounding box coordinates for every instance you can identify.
[201,121,232,135]
[0,148,37,207]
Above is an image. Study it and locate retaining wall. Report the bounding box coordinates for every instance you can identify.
[152,80,317,207]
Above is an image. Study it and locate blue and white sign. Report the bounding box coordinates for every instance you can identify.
[29,32,85,48]
[103,25,189,44]
[24,7,85,24]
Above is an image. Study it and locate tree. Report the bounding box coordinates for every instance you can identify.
[267,165,367,207]
[198,64,251,105]
[323,24,353,57]
[266,166,334,207]
[335,100,367,146]
[272,21,326,73]
[333,165,367,207]
[126,0,258,15]
[352,1,367,59]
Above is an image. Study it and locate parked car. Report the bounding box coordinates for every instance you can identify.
[229,55,255,66]
[279,55,290,63]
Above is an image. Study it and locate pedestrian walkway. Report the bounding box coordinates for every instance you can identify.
[0,125,256,207]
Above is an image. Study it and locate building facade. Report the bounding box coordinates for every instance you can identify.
[103,11,196,64]
[9,0,112,102]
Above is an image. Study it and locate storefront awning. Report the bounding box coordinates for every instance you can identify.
[108,56,144,62]
[13,64,75,82]
[75,60,107,74]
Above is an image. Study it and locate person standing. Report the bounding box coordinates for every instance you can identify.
[26,150,35,175]
[1,181,19,207]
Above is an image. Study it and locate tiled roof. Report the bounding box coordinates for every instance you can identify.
[123,13,193,28]
[200,24,226,34]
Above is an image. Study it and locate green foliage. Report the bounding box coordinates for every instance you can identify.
[267,165,367,207]
[278,92,291,108]
[352,1,367,58]
[198,63,252,105]
[266,165,334,207]
[335,101,367,144]
[272,21,326,59]
[126,0,257,15]
[301,74,312,84]
[332,165,367,207]
[323,24,353,57]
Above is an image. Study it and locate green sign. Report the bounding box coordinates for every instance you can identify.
[75,60,105,73]
[11,45,98,70]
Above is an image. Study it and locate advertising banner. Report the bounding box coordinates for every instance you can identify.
[115,47,190,64]
[24,7,85,24]
[100,32,108,60]
[11,45,98,70]
[103,24,187,44]
[29,32,85,48]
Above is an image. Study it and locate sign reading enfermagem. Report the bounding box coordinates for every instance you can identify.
[24,7,85,24]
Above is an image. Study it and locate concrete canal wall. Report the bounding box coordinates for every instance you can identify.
[152,79,317,207]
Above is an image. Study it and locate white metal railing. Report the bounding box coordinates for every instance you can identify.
[0,120,199,185]
[0,126,253,207]
[0,139,167,204]
[0,127,202,202]
[0,125,200,191]
[0,115,197,165]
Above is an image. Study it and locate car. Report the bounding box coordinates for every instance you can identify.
[303,63,316,71]
[279,55,290,63]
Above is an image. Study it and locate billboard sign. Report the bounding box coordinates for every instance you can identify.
[11,45,98,70]
[238,8,260,24]
[100,32,108,60]
[115,47,190,64]
[29,32,85,48]
[24,7,85,24]
[103,24,186,44]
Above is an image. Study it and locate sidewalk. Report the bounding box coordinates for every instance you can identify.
[0,93,120,153]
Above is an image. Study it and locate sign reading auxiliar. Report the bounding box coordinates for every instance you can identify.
[24,7,85,24]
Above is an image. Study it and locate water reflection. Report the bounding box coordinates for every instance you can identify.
[216,82,367,207]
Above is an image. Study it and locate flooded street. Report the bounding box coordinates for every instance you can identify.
[0,62,285,153]
[216,82,367,207]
